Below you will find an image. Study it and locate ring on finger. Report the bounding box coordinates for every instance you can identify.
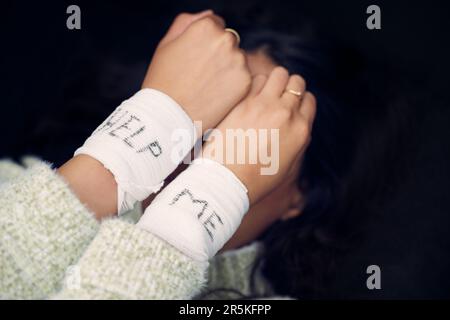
[224,28,241,45]
[285,89,303,97]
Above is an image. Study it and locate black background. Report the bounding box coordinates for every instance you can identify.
[2,0,450,298]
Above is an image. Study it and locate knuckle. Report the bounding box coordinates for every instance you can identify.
[175,12,190,22]
[234,50,246,66]
[221,31,237,47]
[291,74,306,88]
[296,121,310,139]
[234,69,251,94]
[194,16,216,30]
[242,71,252,89]
[273,66,289,78]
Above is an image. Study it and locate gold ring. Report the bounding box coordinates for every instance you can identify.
[285,89,302,97]
[224,28,240,45]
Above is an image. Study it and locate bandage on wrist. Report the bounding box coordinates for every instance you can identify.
[136,158,249,261]
[75,89,197,214]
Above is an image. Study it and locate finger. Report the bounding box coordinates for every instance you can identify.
[281,208,301,221]
[298,92,317,128]
[160,10,214,45]
[282,74,306,107]
[248,74,268,97]
[287,152,302,177]
[209,14,226,29]
[290,188,303,208]
[223,28,240,46]
[261,67,290,97]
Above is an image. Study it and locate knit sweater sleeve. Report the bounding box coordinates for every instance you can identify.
[53,219,208,299]
[0,160,208,299]
[0,162,100,299]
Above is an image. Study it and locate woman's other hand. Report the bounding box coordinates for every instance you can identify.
[203,67,316,204]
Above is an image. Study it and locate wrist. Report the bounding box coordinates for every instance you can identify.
[202,142,257,204]
[136,157,249,261]
[142,83,206,135]
[58,155,118,219]
[75,89,198,214]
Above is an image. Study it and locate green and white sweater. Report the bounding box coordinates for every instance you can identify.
[0,158,276,299]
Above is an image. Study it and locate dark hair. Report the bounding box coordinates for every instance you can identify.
[240,28,416,299]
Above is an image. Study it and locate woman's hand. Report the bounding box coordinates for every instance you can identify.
[142,12,251,132]
[202,67,316,204]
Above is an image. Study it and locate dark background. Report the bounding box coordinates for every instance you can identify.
[2,0,450,298]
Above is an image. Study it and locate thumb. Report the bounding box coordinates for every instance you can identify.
[159,10,213,46]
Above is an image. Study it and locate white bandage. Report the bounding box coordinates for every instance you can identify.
[136,158,249,261]
[75,89,197,214]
